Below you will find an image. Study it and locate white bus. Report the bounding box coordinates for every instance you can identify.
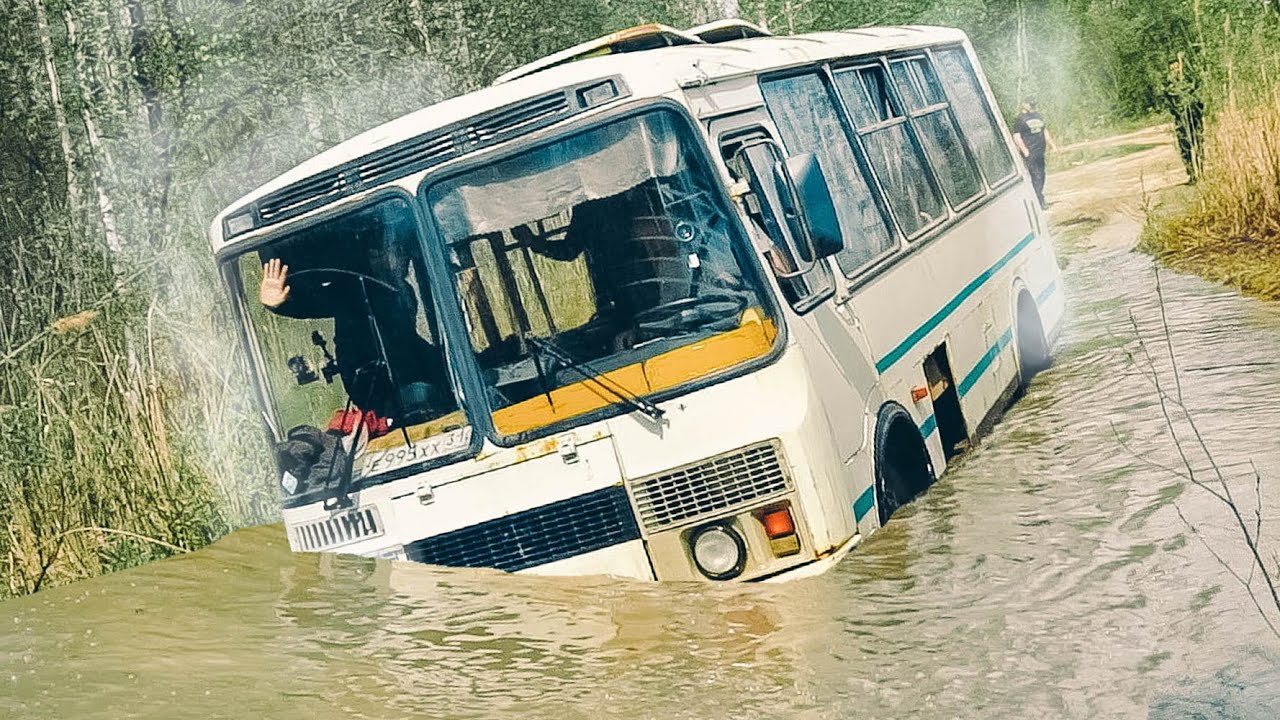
[210,22,1063,582]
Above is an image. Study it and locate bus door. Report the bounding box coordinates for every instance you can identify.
[709,108,876,466]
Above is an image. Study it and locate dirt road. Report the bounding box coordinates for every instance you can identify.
[1046,124,1188,250]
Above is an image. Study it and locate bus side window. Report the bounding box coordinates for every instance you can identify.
[832,63,946,239]
[889,56,984,206]
[932,47,1017,186]
[759,72,896,277]
[722,133,834,312]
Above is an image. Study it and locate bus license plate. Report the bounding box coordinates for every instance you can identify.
[362,426,472,476]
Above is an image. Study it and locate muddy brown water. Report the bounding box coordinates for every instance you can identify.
[6,132,1280,719]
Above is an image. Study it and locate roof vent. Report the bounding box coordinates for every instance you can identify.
[228,79,624,239]
[493,24,704,85]
[686,19,773,44]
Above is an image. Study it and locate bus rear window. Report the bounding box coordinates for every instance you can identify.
[890,56,984,206]
[834,65,946,238]
[933,47,1016,185]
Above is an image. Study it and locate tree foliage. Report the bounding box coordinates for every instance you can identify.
[740,0,1280,134]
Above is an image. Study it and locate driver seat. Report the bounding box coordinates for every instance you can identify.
[600,182,695,338]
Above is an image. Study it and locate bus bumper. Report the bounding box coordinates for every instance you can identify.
[758,532,860,583]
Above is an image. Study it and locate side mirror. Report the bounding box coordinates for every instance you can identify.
[776,153,843,261]
[731,139,842,279]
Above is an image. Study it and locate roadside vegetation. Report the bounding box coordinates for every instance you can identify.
[0,0,739,597]
[1141,75,1280,299]
[1137,8,1280,299]
[2,0,1276,596]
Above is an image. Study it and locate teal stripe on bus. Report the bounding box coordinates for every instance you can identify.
[1036,279,1058,305]
[957,327,1014,397]
[853,485,876,522]
[919,414,938,438]
[875,231,1036,374]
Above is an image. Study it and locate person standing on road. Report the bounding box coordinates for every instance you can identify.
[1164,52,1205,184]
[1012,99,1058,209]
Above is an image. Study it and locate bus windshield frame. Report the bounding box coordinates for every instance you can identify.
[220,187,482,503]
[418,101,786,446]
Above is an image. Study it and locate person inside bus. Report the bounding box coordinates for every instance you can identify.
[257,212,452,431]
[519,179,688,348]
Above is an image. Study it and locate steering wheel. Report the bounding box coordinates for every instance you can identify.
[285,268,398,295]
[633,292,748,336]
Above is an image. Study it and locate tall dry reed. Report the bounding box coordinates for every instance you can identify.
[0,209,274,597]
[1142,55,1280,299]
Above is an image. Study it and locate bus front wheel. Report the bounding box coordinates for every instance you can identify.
[873,403,936,526]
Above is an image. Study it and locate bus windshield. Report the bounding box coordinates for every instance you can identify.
[427,109,779,438]
[231,196,471,492]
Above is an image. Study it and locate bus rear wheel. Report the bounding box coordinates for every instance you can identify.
[1016,290,1051,387]
[874,403,936,526]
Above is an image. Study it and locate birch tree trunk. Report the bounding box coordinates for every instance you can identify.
[125,0,175,247]
[31,0,81,212]
[452,0,475,90]
[1015,0,1028,101]
[65,6,123,254]
[407,0,433,53]
[94,2,122,115]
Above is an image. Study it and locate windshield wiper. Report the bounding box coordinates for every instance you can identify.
[322,365,374,511]
[325,275,413,510]
[525,335,665,422]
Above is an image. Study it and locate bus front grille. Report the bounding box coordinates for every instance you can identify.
[403,485,640,572]
[630,441,792,532]
[290,507,384,552]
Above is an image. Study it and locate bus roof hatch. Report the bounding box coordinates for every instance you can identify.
[492,24,705,85]
[685,19,773,44]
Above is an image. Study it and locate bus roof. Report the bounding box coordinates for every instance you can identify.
[210,24,968,254]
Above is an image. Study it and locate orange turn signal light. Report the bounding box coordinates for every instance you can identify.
[911,385,929,402]
[761,508,796,539]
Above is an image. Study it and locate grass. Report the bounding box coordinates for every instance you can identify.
[0,208,274,597]
[1140,84,1280,300]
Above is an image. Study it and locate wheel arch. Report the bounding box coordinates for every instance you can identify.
[871,401,936,526]
[1013,283,1050,384]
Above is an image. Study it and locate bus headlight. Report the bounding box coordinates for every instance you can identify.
[690,525,746,580]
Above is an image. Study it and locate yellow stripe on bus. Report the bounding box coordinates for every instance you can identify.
[493,309,776,436]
